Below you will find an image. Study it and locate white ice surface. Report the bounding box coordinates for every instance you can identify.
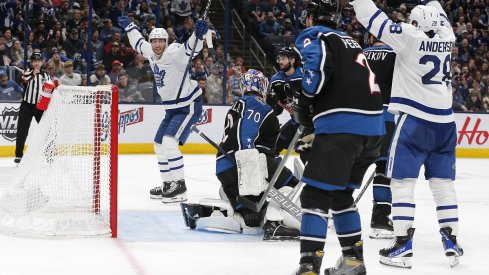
[0,155,488,275]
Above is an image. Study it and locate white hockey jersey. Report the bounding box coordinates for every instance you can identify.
[127,27,203,109]
[352,0,455,123]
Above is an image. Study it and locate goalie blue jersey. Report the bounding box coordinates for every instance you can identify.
[216,94,280,174]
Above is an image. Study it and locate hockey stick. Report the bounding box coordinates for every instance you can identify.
[353,169,377,205]
[236,125,305,212]
[190,125,303,222]
[175,0,212,103]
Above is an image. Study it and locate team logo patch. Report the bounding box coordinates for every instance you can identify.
[196,108,212,126]
[0,107,20,142]
[119,107,144,134]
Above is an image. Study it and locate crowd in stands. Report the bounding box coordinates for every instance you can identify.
[1,0,489,112]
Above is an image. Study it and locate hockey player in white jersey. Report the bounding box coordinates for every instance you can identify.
[118,16,209,203]
[352,0,464,268]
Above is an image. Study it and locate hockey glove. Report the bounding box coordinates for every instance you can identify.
[296,132,315,154]
[195,19,209,40]
[266,90,285,115]
[292,91,314,127]
[118,16,137,32]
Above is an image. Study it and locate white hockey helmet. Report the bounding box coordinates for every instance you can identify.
[408,5,440,32]
[149,28,168,42]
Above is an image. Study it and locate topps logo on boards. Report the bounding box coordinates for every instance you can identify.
[0,107,19,142]
[119,107,144,133]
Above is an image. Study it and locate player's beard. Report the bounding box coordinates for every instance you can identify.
[279,62,291,72]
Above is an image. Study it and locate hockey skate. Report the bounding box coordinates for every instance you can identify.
[324,241,366,275]
[295,250,324,275]
[161,180,187,203]
[263,220,299,241]
[149,181,172,199]
[379,227,415,268]
[369,202,394,239]
[440,227,464,267]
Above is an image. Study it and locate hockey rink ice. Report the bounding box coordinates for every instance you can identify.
[0,154,488,275]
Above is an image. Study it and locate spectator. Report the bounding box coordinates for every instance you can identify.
[190,58,206,80]
[91,30,105,61]
[126,53,153,84]
[103,41,126,72]
[100,19,121,43]
[46,49,65,78]
[45,62,57,80]
[227,65,243,104]
[8,38,24,67]
[197,76,208,104]
[90,63,110,86]
[135,0,153,22]
[109,60,124,84]
[466,90,486,112]
[258,12,280,41]
[63,28,84,59]
[267,0,287,21]
[110,0,127,29]
[171,0,192,26]
[59,60,82,86]
[0,66,22,102]
[118,72,143,102]
[452,85,468,112]
[66,8,83,32]
[204,55,214,76]
[212,44,233,68]
[483,93,489,111]
[206,64,223,104]
[175,16,194,43]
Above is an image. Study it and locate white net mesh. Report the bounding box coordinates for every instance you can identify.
[0,85,117,237]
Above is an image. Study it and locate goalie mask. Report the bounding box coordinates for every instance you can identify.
[241,69,269,99]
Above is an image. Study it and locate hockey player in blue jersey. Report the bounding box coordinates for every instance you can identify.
[118,16,209,203]
[363,33,396,240]
[352,0,464,268]
[293,0,384,274]
[267,47,313,163]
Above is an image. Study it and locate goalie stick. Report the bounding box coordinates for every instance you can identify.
[175,0,212,103]
[190,125,303,222]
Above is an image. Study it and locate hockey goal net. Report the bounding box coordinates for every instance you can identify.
[0,85,118,237]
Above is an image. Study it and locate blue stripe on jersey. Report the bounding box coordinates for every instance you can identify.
[393,216,415,221]
[364,45,394,51]
[302,176,359,191]
[436,205,458,210]
[135,37,144,52]
[377,19,389,40]
[314,112,385,136]
[301,212,328,239]
[383,106,395,122]
[367,10,382,31]
[161,86,200,105]
[440,13,451,26]
[439,218,458,223]
[390,97,453,116]
[393,203,416,208]
[216,157,236,174]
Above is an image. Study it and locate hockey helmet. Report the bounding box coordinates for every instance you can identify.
[306,0,340,27]
[277,46,301,67]
[408,5,440,33]
[30,52,43,61]
[242,69,269,99]
[149,28,168,42]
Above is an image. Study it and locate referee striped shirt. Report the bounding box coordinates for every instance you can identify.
[22,69,52,104]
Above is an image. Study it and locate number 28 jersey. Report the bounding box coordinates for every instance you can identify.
[352,0,456,123]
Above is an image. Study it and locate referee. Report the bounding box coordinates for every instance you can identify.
[14,52,52,164]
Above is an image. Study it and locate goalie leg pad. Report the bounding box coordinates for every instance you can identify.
[235,149,268,196]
